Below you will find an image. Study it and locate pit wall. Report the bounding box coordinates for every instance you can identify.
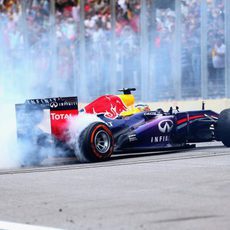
[79,99,230,113]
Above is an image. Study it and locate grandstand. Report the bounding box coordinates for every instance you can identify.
[0,0,229,102]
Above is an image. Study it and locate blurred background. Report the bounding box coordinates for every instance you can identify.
[0,0,229,102]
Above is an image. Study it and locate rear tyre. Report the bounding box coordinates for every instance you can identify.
[216,109,230,147]
[78,122,114,162]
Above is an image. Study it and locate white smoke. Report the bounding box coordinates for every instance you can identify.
[67,113,102,163]
[0,8,71,168]
[0,104,21,168]
[0,103,56,169]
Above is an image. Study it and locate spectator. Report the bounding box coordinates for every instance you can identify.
[212,37,225,84]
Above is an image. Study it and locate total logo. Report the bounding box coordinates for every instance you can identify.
[50,113,72,120]
[158,119,174,133]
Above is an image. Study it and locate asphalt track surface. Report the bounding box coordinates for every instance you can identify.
[0,142,229,230]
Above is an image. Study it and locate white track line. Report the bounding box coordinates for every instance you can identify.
[0,221,63,230]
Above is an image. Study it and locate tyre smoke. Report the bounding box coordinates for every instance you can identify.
[0,105,20,168]
[67,113,102,163]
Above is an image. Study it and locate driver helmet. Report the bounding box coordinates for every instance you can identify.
[135,104,151,112]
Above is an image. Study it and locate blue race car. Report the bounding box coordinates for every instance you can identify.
[16,88,230,164]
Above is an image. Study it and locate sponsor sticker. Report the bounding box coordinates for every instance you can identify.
[84,95,127,119]
[50,102,58,108]
[50,112,72,121]
[151,135,170,143]
[158,119,173,134]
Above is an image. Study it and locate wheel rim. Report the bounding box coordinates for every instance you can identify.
[94,130,111,154]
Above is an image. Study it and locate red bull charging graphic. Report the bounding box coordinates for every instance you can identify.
[84,95,127,119]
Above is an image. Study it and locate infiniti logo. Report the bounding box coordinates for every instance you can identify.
[50,102,58,108]
[158,120,174,133]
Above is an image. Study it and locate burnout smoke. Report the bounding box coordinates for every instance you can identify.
[0,105,20,168]
[67,113,102,163]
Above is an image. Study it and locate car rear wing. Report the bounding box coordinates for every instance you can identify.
[15,97,78,142]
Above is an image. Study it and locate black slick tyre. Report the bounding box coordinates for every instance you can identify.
[79,122,114,162]
[216,109,230,147]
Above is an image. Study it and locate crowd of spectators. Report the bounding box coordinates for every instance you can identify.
[154,0,226,98]
[0,0,227,101]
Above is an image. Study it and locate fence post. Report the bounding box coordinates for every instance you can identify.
[140,0,149,101]
[200,0,208,98]
[173,0,182,100]
[49,0,58,97]
[110,0,117,94]
[225,0,230,98]
[79,0,87,101]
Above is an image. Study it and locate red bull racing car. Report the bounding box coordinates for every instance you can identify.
[15,88,230,165]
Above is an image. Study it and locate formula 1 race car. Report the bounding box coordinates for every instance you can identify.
[15,88,230,165]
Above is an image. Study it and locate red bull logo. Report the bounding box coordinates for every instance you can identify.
[84,95,127,119]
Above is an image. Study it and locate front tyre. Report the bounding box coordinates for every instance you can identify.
[216,109,230,147]
[78,122,114,162]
